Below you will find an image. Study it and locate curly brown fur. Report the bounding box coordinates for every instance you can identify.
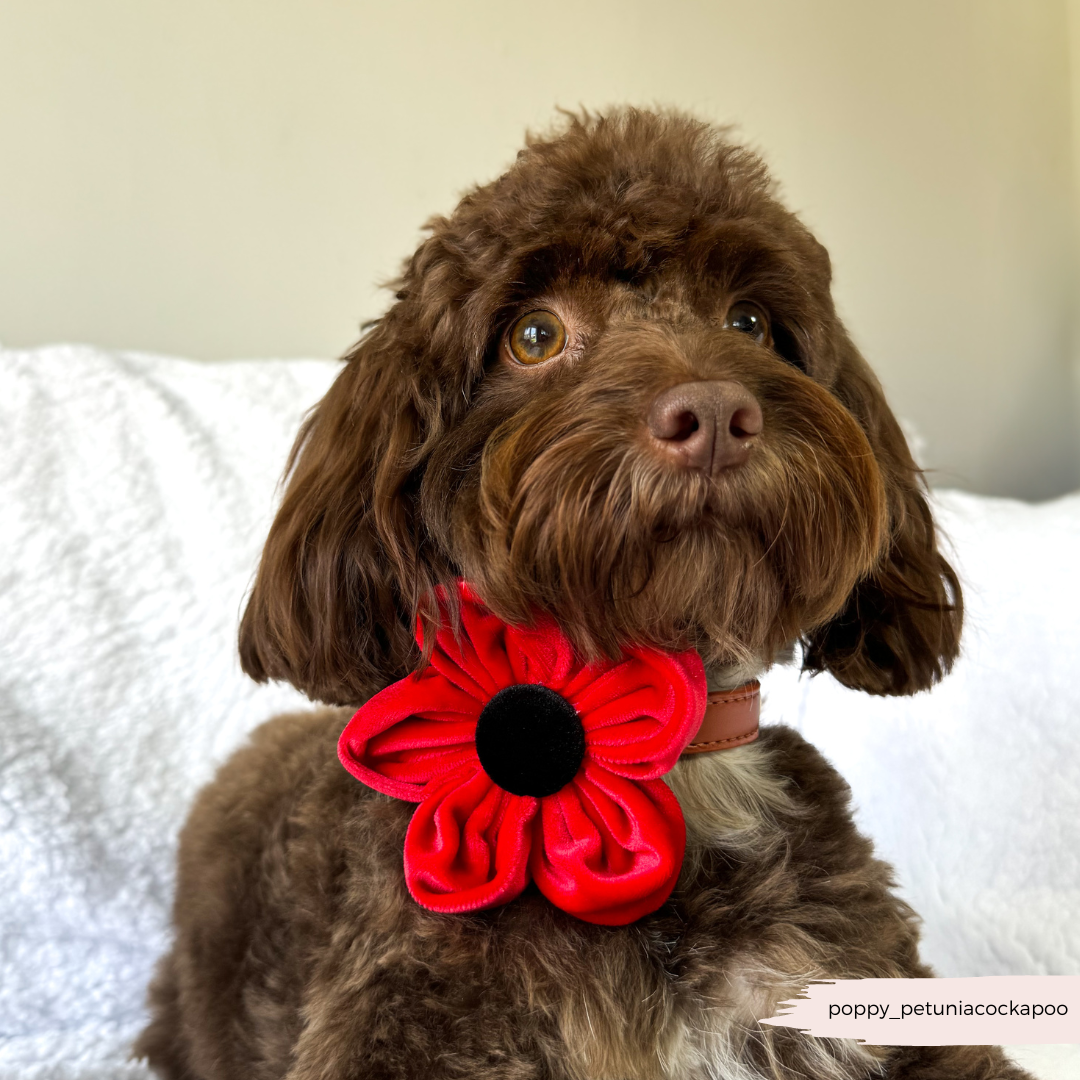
[139,110,1026,1079]
[236,109,959,706]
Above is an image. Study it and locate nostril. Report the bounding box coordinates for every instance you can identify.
[729,403,763,440]
[647,394,705,443]
[669,411,700,442]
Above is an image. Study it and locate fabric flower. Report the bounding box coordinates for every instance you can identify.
[338,581,707,925]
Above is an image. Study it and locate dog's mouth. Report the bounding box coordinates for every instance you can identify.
[436,415,881,672]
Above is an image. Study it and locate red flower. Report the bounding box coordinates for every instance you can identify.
[338,582,707,925]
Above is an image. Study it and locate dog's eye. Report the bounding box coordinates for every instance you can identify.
[508,310,567,365]
[724,302,770,345]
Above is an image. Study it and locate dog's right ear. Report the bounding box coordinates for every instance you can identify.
[239,321,448,706]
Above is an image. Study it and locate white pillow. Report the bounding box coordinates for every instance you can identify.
[1,344,1076,1078]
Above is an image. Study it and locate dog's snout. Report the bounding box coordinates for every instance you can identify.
[647,381,763,475]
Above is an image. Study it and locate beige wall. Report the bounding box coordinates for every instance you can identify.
[1071,0,1080,482]
[1,0,1077,499]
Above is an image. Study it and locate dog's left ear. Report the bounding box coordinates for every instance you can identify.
[801,340,963,695]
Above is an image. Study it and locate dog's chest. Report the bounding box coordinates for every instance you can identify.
[517,910,751,1080]
[482,868,878,1080]
[345,742,875,1080]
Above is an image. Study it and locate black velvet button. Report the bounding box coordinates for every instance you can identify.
[475,684,586,798]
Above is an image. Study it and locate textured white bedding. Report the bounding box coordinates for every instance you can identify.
[0,344,1076,1078]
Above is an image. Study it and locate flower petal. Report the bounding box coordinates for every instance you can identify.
[426,589,518,700]
[530,761,686,925]
[423,581,583,696]
[405,765,537,913]
[338,671,482,800]
[573,647,706,780]
[503,616,579,690]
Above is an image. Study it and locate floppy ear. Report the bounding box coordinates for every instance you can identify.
[238,320,450,706]
[801,343,962,696]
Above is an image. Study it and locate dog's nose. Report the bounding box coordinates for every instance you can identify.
[647,380,763,475]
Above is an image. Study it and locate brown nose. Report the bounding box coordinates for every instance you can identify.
[647,380,763,475]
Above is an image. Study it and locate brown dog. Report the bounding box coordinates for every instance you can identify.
[136,110,1031,1079]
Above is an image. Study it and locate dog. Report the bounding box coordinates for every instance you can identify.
[136,110,1032,1079]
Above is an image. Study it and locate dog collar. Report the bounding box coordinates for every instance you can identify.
[681,680,760,755]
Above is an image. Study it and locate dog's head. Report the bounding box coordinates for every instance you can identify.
[240,110,961,706]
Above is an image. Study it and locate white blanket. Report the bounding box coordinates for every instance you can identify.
[1,344,1076,1078]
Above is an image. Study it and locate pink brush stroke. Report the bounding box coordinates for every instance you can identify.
[759,976,1080,1045]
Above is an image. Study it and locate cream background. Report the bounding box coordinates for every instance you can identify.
[1,0,1078,499]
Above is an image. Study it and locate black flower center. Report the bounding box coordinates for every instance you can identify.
[475,684,586,798]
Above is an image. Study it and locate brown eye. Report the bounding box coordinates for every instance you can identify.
[508,310,567,365]
[724,301,770,345]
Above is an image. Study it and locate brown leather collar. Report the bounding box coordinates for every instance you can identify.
[681,680,760,755]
